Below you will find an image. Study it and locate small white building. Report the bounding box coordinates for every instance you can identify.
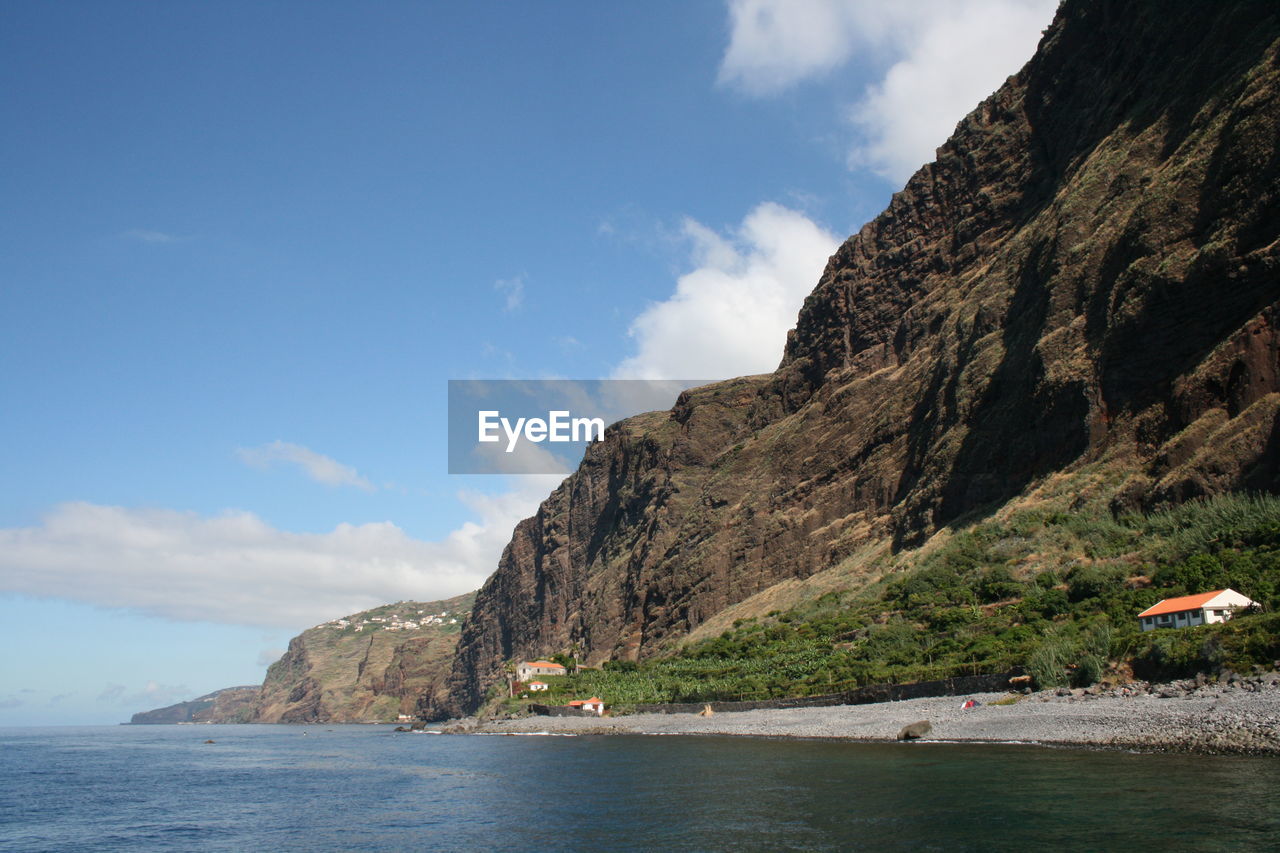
[526,681,549,692]
[1137,588,1258,632]
[568,697,605,715]
[516,660,567,681]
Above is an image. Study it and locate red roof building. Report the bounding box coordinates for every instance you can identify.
[1137,588,1258,631]
[516,660,567,681]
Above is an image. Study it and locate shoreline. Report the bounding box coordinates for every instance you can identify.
[459,676,1280,755]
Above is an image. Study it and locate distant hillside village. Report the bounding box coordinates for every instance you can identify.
[315,606,460,633]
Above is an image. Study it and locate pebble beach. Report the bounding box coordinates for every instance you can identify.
[464,675,1280,755]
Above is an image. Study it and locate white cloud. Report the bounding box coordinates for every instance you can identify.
[0,488,557,629]
[719,0,904,95]
[719,0,1056,183]
[495,275,525,312]
[612,202,839,380]
[849,1,1054,182]
[237,440,375,492]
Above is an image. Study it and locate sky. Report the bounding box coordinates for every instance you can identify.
[0,0,1057,725]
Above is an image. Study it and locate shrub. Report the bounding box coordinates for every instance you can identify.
[1131,630,1203,681]
[1082,619,1113,659]
[927,606,978,630]
[977,566,1023,602]
[1072,654,1104,687]
[1019,588,1069,619]
[602,660,637,672]
[1028,632,1075,689]
[1144,493,1280,560]
[1066,566,1114,603]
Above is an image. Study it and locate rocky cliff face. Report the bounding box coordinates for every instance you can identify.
[435,0,1280,718]
[129,595,475,724]
[128,685,259,724]
[252,594,473,723]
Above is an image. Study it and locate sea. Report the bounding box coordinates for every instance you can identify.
[2,725,1278,851]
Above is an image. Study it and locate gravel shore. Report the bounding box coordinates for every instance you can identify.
[464,676,1280,755]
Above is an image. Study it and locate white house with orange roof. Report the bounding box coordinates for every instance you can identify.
[516,660,567,681]
[568,697,605,715]
[526,681,549,692]
[1137,588,1258,632]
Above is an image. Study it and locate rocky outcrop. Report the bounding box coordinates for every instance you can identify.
[434,0,1280,718]
[131,595,474,724]
[250,594,473,723]
[128,685,259,724]
[776,0,1280,533]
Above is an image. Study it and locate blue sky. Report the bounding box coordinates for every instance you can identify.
[0,0,1055,725]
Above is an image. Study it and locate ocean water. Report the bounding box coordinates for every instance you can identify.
[2,725,1278,851]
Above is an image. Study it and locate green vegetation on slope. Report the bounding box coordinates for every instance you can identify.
[521,493,1280,708]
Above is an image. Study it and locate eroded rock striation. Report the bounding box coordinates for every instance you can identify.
[435,0,1280,718]
[251,594,474,723]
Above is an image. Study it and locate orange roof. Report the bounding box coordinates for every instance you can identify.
[527,681,547,686]
[522,660,564,669]
[1138,590,1227,618]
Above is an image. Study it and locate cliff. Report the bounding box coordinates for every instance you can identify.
[130,596,474,725]
[251,594,474,723]
[435,0,1280,718]
[128,685,258,725]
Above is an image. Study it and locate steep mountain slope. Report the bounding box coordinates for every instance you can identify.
[252,594,473,723]
[435,0,1280,718]
[128,686,259,724]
